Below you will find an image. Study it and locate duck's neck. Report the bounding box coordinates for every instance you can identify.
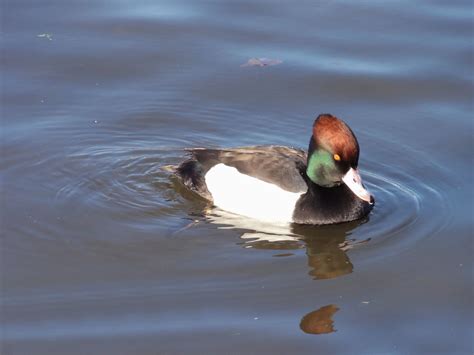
[293,177,371,225]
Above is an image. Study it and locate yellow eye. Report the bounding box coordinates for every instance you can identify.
[333,154,341,161]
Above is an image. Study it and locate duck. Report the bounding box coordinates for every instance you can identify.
[175,114,374,225]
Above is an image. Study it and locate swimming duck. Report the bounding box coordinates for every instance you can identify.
[176,114,374,225]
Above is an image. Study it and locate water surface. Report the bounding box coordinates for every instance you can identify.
[1,0,473,354]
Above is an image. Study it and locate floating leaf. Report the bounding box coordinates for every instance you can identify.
[240,57,282,67]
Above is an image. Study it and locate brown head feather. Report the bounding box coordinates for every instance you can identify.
[312,114,359,165]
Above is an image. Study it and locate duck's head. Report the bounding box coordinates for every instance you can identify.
[306,114,374,204]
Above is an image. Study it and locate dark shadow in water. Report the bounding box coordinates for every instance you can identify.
[300,304,340,335]
[245,219,369,280]
[295,220,370,280]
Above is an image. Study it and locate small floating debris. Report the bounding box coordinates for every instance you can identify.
[240,57,282,67]
[172,219,201,235]
[37,33,53,41]
[361,301,370,304]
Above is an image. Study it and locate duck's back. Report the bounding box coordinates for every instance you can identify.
[175,146,309,221]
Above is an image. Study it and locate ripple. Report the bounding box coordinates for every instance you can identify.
[341,136,453,263]
[193,134,455,265]
[51,145,189,233]
[7,111,455,262]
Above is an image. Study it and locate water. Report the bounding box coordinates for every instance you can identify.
[2,0,473,354]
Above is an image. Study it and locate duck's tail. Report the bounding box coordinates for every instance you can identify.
[175,151,214,201]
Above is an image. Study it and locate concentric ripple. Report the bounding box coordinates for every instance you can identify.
[197,135,454,263]
[21,120,454,263]
[53,146,189,231]
[350,134,454,261]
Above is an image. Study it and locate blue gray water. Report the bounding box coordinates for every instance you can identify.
[2,1,473,354]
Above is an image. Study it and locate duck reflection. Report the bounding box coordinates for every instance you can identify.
[300,304,339,334]
[207,209,369,280]
[293,223,361,280]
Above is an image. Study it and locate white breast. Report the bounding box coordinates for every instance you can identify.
[205,164,303,223]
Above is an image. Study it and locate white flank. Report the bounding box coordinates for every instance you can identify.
[205,164,303,223]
